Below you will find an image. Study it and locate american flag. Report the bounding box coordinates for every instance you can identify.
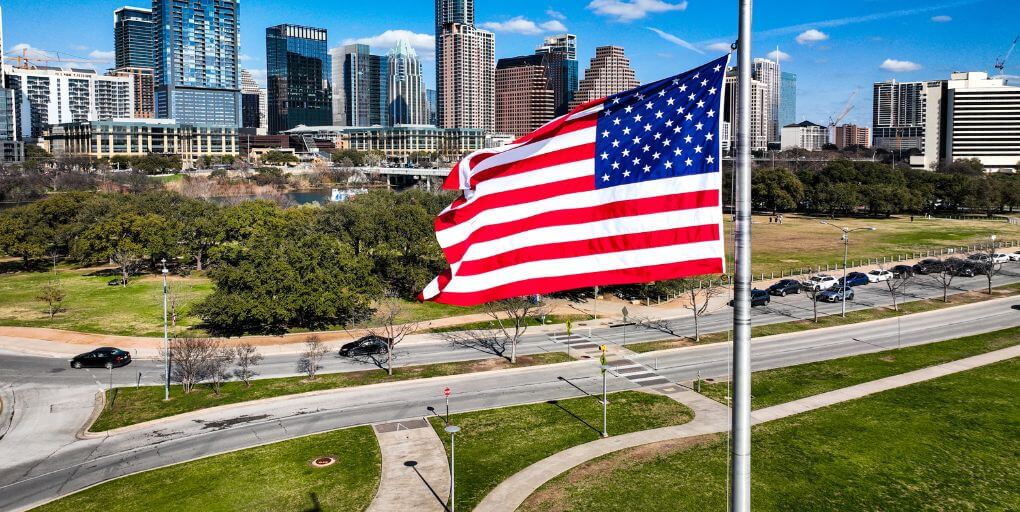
[421,55,729,306]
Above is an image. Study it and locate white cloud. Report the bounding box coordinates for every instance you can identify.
[705,42,734,53]
[880,58,922,72]
[587,0,687,22]
[931,15,952,22]
[481,16,567,35]
[795,29,828,45]
[341,30,436,60]
[647,27,705,54]
[88,50,115,62]
[10,43,110,69]
[768,49,792,62]
[71,44,90,51]
[239,54,254,62]
[546,8,566,20]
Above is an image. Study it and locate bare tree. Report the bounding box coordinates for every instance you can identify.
[635,316,683,338]
[928,260,957,303]
[233,343,263,387]
[364,298,422,376]
[485,297,549,364]
[37,282,66,319]
[975,257,1004,295]
[164,279,197,333]
[883,272,913,312]
[298,335,328,380]
[207,341,233,395]
[679,278,724,342]
[169,337,217,394]
[805,286,821,322]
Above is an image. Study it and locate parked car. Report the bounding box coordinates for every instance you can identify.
[818,286,855,303]
[767,279,802,296]
[839,272,871,287]
[729,289,771,307]
[1008,251,1020,262]
[801,274,839,292]
[339,335,391,357]
[967,253,991,264]
[866,269,893,283]
[890,265,914,278]
[70,347,132,369]
[912,258,944,275]
[991,253,1009,264]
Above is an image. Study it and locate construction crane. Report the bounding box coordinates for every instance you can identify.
[994,36,1018,76]
[826,88,859,146]
[3,47,94,70]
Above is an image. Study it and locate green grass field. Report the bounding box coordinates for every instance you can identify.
[521,358,1020,512]
[430,391,694,512]
[93,352,572,431]
[35,427,381,512]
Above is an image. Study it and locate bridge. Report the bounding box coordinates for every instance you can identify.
[358,166,450,178]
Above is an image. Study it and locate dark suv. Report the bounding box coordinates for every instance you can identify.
[767,279,801,296]
[912,258,943,275]
[729,289,771,307]
[70,347,132,369]
[891,264,914,278]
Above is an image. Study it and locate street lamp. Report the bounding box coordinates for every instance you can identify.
[599,344,609,438]
[161,258,170,401]
[990,234,998,251]
[820,222,876,317]
[445,425,461,512]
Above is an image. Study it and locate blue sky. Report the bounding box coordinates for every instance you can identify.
[3,0,1018,126]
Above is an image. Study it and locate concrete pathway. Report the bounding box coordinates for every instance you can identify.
[368,419,450,512]
[474,344,1020,512]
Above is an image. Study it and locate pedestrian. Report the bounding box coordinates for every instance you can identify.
[769,216,773,224]
[910,215,914,223]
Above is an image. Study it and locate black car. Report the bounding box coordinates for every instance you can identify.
[767,279,801,296]
[339,335,391,357]
[890,265,914,278]
[70,347,132,369]
[729,289,771,307]
[912,258,944,275]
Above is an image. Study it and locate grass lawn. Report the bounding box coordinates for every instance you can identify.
[696,325,1020,409]
[35,426,380,512]
[429,390,694,512]
[521,358,1020,512]
[424,314,592,333]
[0,266,212,337]
[93,352,572,431]
[724,214,1020,276]
[626,282,1020,354]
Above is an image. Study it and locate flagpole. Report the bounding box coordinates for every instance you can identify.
[731,0,754,511]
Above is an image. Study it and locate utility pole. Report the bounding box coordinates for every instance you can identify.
[821,222,876,317]
[445,425,461,512]
[162,259,170,401]
[600,344,609,438]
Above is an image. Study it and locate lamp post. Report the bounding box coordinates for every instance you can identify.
[820,222,876,317]
[445,425,461,512]
[599,344,608,438]
[161,258,170,401]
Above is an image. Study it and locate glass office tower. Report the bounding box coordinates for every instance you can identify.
[779,71,797,129]
[114,7,154,69]
[266,24,331,133]
[153,0,241,127]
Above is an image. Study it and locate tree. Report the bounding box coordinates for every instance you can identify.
[805,286,821,322]
[169,337,217,394]
[752,167,804,214]
[233,343,263,387]
[362,297,422,376]
[262,151,299,166]
[37,281,66,319]
[298,335,328,380]
[486,297,549,364]
[972,255,1004,295]
[928,260,957,303]
[883,272,913,312]
[72,213,170,286]
[679,277,723,342]
[207,341,233,395]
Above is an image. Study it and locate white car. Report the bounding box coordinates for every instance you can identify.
[991,253,1010,264]
[801,274,839,291]
[1008,251,1020,262]
[866,269,893,283]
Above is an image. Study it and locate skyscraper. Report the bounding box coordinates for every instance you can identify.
[114,7,154,69]
[945,71,1020,171]
[723,69,768,152]
[153,0,241,127]
[435,0,474,127]
[495,55,554,137]
[335,44,389,127]
[240,69,268,135]
[388,40,429,125]
[266,25,331,133]
[871,79,939,151]
[535,34,579,117]
[426,89,438,125]
[752,57,780,144]
[437,23,494,130]
[779,71,797,129]
[569,46,640,110]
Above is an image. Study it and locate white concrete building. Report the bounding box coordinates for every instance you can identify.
[945,71,1020,172]
[781,120,828,151]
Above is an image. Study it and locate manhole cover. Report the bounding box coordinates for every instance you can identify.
[310,456,337,468]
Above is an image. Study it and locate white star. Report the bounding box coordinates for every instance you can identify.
[632,136,641,144]
[677,106,685,114]
[685,113,694,121]
[613,118,621,126]
[611,161,620,170]
[604,110,613,117]
[643,124,652,132]
[642,144,651,152]
[707,109,716,118]
[665,161,673,169]
[600,152,609,160]
[688,93,696,101]
[666,97,675,106]
[706,133,714,141]
[679,84,688,92]
[645,102,654,110]
[693,73,701,79]
[684,135,694,143]
[700,79,708,87]
[654,132,662,140]
[643,165,651,173]
[654,111,664,119]
[634,114,643,122]
[673,125,682,133]
[625,105,634,113]
[674,147,683,156]
[632,157,641,166]
[612,97,621,104]
[697,100,705,108]
[612,139,620,148]
[706,156,715,164]
[709,87,717,95]
[695,145,703,153]
[623,127,632,135]
[622,149,631,157]
[602,130,610,138]
[637,93,645,100]
[665,120,674,127]
[623,170,632,177]
[672,78,680,85]
[602,174,610,181]
[662,139,672,146]
[713,64,722,72]
[685,158,694,166]
[658,90,667,97]
[695,122,704,131]
[652,151,661,159]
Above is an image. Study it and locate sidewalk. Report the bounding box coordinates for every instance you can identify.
[368,419,449,512]
[473,344,1020,512]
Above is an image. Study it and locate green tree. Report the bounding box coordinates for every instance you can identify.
[751,167,804,214]
[262,151,299,165]
[72,212,170,285]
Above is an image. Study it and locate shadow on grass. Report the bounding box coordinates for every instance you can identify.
[546,399,602,436]
[302,492,321,512]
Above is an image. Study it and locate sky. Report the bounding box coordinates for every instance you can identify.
[2,0,1019,127]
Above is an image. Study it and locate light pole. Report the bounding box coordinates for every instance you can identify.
[161,259,170,401]
[820,222,876,317]
[599,344,608,438]
[445,425,461,512]
[990,234,998,252]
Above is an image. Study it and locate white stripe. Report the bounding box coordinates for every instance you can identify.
[441,240,725,294]
[421,276,442,300]
[468,127,596,178]
[458,206,722,264]
[455,159,594,211]
[436,172,722,247]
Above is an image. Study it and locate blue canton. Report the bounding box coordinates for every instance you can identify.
[594,55,729,189]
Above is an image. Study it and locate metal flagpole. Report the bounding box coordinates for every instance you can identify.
[731,1,754,511]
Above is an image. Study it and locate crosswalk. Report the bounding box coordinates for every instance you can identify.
[547,332,672,387]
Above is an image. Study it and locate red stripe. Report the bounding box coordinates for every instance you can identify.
[440,189,720,263]
[429,258,725,306]
[456,224,721,277]
[435,175,595,230]
[469,143,595,188]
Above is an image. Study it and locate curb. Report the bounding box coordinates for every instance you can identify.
[0,385,15,441]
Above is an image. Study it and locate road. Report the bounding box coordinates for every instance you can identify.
[2,289,1020,510]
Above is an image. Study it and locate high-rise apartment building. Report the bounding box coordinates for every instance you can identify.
[722,69,768,152]
[833,124,871,149]
[153,0,241,127]
[388,39,430,125]
[114,7,154,69]
[0,6,22,163]
[535,34,578,117]
[5,67,134,141]
[569,46,640,110]
[107,67,154,118]
[779,71,797,129]
[437,23,494,131]
[871,79,942,151]
[945,72,1020,171]
[435,0,475,127]
[240,69,268,135]
[752,58,780,144]
[266,25,331,133]
[495,55,555,138]
[334,44,389,127]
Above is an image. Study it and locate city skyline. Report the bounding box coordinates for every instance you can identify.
[1,1,1018,129]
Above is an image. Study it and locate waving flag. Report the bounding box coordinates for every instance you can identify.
[421,55,730,306]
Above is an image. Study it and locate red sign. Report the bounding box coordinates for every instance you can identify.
[444,387,451,397]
